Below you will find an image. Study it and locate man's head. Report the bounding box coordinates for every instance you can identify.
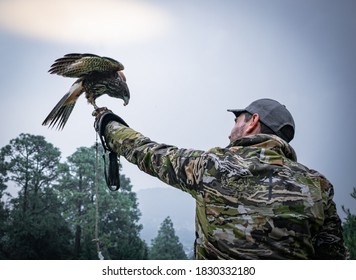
[228,98,295,143]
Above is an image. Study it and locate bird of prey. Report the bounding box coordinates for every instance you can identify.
[42,53,130,130]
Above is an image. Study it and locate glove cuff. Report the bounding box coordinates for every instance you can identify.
[94,109,129,152]
[97,111,129,137]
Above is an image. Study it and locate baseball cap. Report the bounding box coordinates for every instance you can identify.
[228,98,295,142]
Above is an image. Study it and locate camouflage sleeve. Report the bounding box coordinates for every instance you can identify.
[104,121,207,198]
[310,170,347,259]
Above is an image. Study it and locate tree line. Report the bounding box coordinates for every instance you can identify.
[0,133,187,260]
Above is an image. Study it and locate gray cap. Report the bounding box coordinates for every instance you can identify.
[228,98,295,142]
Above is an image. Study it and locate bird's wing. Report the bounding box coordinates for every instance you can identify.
[48,53,125,78]
[42,80,84,129]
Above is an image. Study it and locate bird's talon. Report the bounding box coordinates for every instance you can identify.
[92,107,109,117]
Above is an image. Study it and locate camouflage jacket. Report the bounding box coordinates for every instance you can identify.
[104,121,346,259]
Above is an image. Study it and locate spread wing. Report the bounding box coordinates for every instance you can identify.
[48,53,125,78]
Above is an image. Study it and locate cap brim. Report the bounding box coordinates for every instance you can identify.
[227,109,247,117]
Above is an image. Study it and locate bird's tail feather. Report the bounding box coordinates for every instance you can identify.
[42,81,83,130]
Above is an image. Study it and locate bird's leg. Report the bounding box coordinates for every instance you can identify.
[86,93,98,109]
[91,97,98,110]
[92,101,107,112]
[87,94,108,116]
[90,97,109,117]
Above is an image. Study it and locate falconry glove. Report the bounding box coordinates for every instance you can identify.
[93,107,129,191]
[93,107,129,143]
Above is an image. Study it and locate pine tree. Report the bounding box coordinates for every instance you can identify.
[56,146,98,259]
[57,145,147,259]
[149,216,187,260]
[1,134,72,259]
[343,188,356,259]
[0,148,10,259]
[0,135,148,259]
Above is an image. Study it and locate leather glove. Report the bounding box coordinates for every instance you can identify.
[93,107,129,138]
[92,107,129,191]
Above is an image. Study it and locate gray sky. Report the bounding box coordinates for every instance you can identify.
[0,0,355,218]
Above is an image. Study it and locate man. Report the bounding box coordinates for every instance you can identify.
[93,98,346,259]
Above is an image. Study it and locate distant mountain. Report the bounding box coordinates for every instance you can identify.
[136,187,196,255]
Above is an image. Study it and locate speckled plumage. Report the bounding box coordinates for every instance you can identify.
[43,53,130,130]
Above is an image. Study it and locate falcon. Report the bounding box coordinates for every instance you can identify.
[42,53,130,130]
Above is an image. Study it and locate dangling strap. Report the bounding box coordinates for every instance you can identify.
[102,151,120,191]
[98,132,120,191]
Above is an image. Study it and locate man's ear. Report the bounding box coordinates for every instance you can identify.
[245,113,260,134]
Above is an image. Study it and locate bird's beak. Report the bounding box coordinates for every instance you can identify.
[124,96,129,106]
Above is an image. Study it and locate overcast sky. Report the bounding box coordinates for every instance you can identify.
[0,0,355,218]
